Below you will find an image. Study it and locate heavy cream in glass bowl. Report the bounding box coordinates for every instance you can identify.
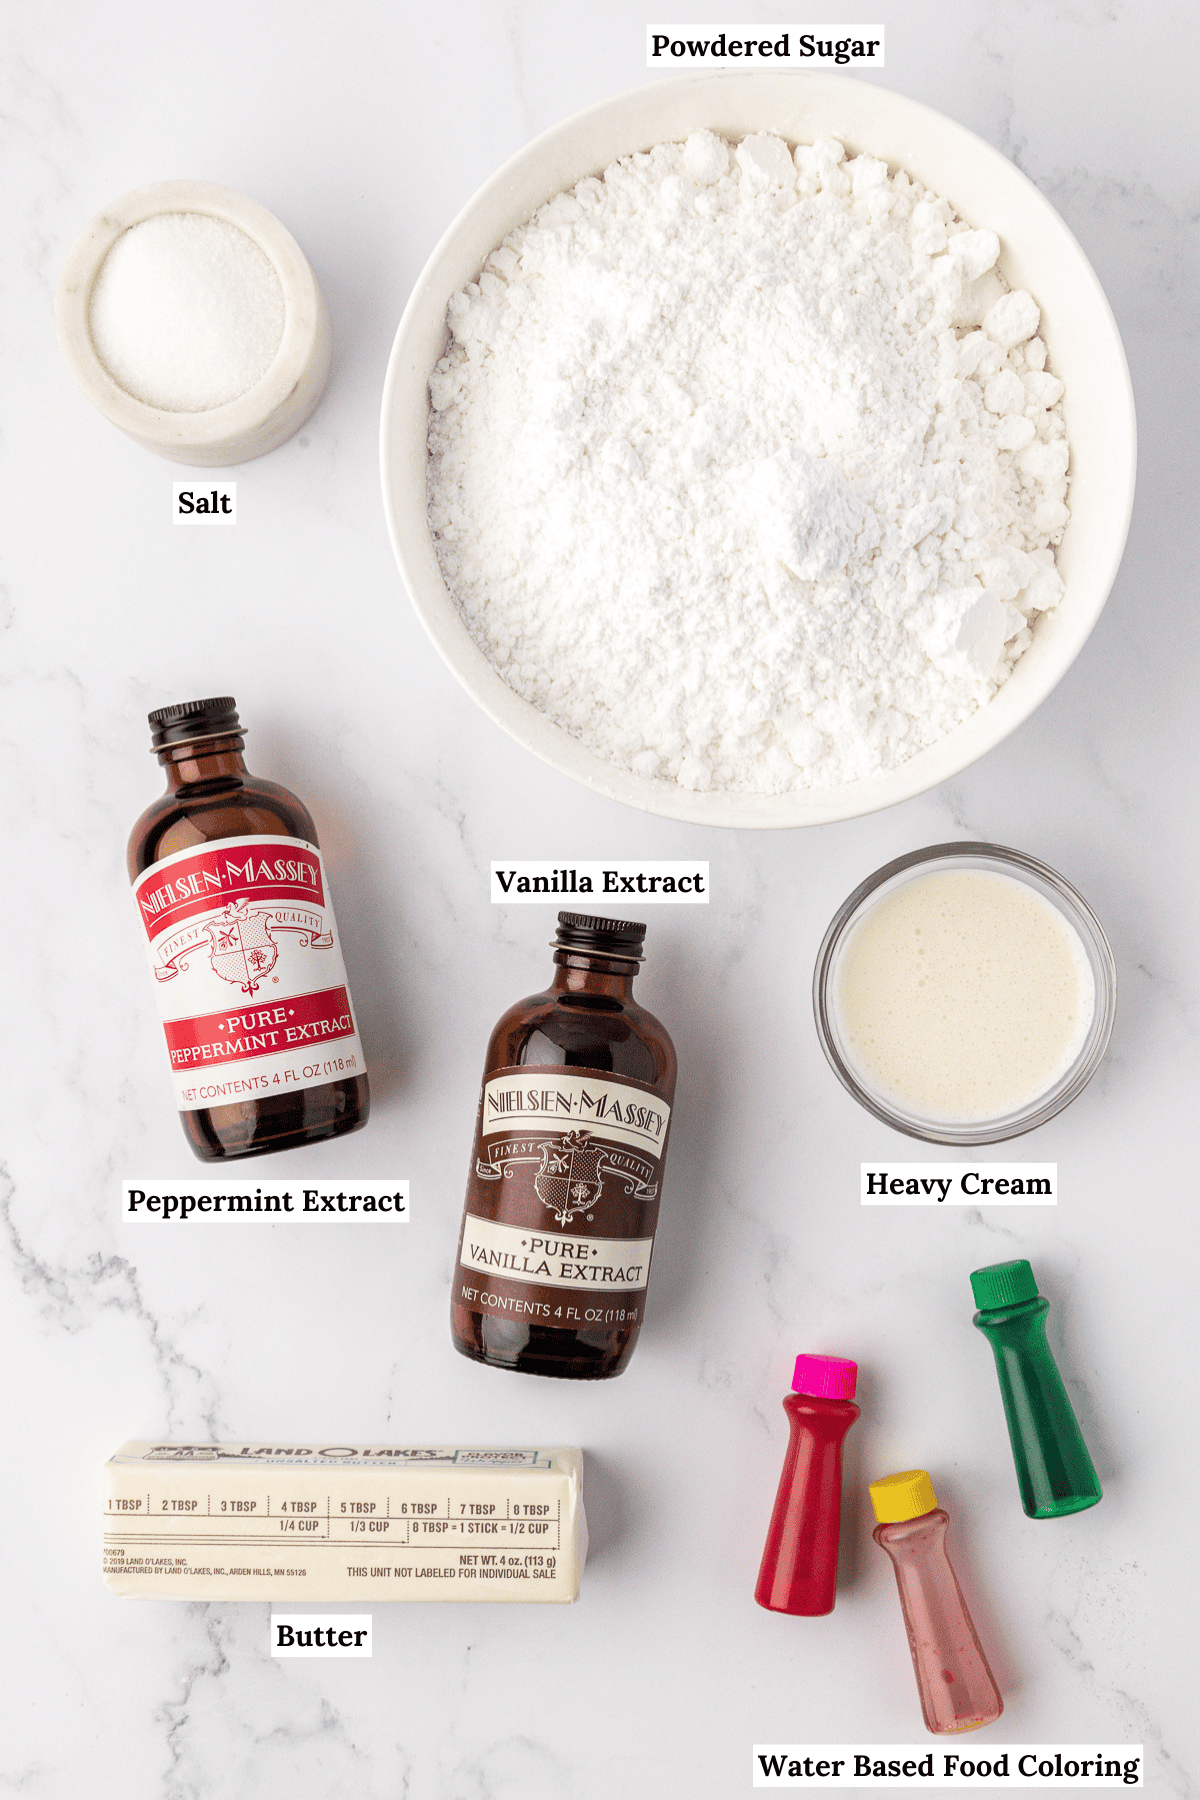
[812,841,1117,1144]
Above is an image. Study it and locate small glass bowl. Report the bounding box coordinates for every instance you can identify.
[812,841,1117,1146]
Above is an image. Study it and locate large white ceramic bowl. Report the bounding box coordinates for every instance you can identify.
[380,75,1135,828]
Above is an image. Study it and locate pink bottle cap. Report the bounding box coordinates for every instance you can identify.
[792,1354,858,1400]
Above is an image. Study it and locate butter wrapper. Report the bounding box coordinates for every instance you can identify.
[104,1442,587,1602]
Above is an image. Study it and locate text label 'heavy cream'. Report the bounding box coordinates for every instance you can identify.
[861,1164,1057,1205]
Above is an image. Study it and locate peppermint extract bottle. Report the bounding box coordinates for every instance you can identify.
[451,913,677,1380]
[128,696,369,1161]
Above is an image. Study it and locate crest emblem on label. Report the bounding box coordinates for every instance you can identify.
[533,1130,606,1225]
[475,1125,659,1219]
[205,901,279,993]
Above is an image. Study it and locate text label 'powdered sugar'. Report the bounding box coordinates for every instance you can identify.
[121,1179,409,1222]
[173,483,236,522]
[491,862,708,904]
[647,25,884,68]
[861,1164,1057,1205]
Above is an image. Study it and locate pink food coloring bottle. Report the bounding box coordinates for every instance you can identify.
[870,1469,1003,1734]
[755,1354,859,1617]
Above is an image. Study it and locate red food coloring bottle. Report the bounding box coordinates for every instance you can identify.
[755,1354,859,1617]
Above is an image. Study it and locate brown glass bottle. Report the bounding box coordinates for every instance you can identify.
[128,696,369,1162]
[451,913,677,1380]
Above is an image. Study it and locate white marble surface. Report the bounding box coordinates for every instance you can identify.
[2,1,1197,1794]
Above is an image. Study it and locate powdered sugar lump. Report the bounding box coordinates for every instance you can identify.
[427,131,1071,795]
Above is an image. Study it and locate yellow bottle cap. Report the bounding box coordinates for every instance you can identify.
[870,1469,938,1523]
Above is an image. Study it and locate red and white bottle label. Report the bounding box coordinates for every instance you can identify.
[132,834,367,1111]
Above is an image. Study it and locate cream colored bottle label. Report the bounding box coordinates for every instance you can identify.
[458,1066,672,1331]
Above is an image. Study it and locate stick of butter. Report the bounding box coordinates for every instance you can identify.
[104,1442,586,1602]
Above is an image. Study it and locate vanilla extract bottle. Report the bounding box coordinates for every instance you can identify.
[128,697,369,1161]
[451,913,678,1380]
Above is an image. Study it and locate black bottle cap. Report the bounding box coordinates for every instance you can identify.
[555,912,647,960]
[148,696,242,751]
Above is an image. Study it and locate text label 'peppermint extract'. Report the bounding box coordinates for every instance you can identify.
[122,1179,409,1223]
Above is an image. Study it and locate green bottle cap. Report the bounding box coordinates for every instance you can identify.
[971,1258,1039,1310]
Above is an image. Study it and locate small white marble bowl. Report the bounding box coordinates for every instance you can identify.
[55,180,331,466]
[381,74,1137,828]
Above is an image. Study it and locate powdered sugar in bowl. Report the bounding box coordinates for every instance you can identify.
[381,76,1135,827]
